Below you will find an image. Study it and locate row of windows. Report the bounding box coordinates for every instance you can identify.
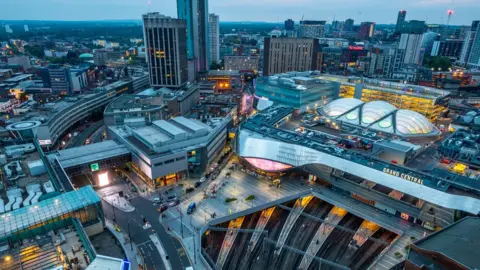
[153,156,186,167]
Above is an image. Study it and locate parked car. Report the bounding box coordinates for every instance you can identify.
[166,195,177,202]
[168,199,179,207]
[187,202,196,214]
[194,181,202,188]
[200,176,207,182]
[186,187,195,193]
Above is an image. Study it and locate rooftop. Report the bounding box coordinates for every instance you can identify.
[409,217,480,269]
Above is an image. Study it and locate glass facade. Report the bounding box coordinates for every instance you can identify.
[0,186,102,243]
[256,79,338,112]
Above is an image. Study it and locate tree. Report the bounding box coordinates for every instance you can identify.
[427,56,452,71]
[210,61,223,70]
[24,45,45,58]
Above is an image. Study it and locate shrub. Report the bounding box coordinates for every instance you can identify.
[245,195,256,201]
[225,197,238,203]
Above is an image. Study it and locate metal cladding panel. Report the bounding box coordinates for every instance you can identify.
[238,129,480,215]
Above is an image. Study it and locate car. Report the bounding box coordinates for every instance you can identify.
[167,199,180,207]
[73,132,79,137]
[157,204,168,213]
[187,202,196,214]
[166,195,177,202]
[186,187,195,193]
[200,176,207,182]
[194,181,202,188]
[153,197,162,204]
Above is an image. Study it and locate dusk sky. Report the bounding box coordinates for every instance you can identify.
[1,0,479,25]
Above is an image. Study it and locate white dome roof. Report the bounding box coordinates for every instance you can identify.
[361,101,396,126]
[319,98,439,136]
[321,98,364,117]
[395,110,436,135]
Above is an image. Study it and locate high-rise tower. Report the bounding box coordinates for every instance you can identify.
[142,13,188,88]
[396,10,407,32]
[177,0,210,72]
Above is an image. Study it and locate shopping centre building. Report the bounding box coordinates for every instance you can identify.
[236,105,480,231]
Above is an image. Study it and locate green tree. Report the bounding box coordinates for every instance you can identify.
[24,45,45,58]
[427,56,452,71]
[210,61,223,70]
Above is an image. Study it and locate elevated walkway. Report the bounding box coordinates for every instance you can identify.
[248,207,275,252]
[274,196,314,255]
[216,216,245,269]
[298,206,347,269]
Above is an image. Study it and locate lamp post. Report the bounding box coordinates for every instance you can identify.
[128,219,134,251]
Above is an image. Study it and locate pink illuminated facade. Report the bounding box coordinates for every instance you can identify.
[244,158,293,172]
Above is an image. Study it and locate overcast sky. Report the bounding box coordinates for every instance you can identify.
[1,0,479,25]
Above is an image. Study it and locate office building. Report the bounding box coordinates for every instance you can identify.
[40,65,72,94]
[422,31,440,56]
[459,22,478,65]
[399,33,424,66]
[177,0,210,72]
[201,70,241,92]
[298,20,326,39]
[209,14,220,64]
[396,10,407,32]
[318,38,349,47]
[108,116,230,188]
[224,55,259,71]
[431,39,464,59]
[142,13,188,89]
[344,18,354,32]
[263,37,319,76]
[467,22,480,69]
[285,19,295,31]
[255,73,339,112]
[220,45,234,59]
[93,50,124,66]
[357,22,375,40]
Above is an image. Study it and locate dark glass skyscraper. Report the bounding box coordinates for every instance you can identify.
[396,10,407,32]
[142,13,188,88]
[177,0,210,72]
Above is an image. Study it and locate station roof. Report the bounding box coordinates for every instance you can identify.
[0,186,100,238]
[52,140,130,168]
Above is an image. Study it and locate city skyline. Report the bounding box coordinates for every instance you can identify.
[1,0,479,25]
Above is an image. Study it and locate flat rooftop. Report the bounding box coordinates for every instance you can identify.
[51,140,130,169]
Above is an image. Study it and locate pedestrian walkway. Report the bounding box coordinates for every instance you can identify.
[274,195,314,255]
[373,230,424,270]
[104,194,135,212]
[105,219,141,270]
[216,216,245,269]
[352,220,381,247]
[298,206,347,269]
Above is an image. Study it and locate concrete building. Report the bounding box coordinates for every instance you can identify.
[263,37,319,76]
[317,38,349,47]
[256,73,340,112]
[40,65,72,94]
[142,13,188,89]
[104,90,165,127]
[177,0,210,72]
[459,28,477,66]
[399,20,426,35]
[298,20,326,39]
[396,10,407,32]
[431,39,464,59]
[209,14,220,64]
[357,22,375,40]
[108,116,230,188]
[201,70,242,92]
[467,22,480,69]
[93,50,124,66]
[36,89,118,147]
[224,55,259,71]
[6,56,31,71]
[400,33,424,66]
[161,83,200,116]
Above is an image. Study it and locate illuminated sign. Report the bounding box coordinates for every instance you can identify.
[38,140,52,145]
[90,163,100,172]
[348,46,364,51]
[383,168,424,185]
[401,213,409,220]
